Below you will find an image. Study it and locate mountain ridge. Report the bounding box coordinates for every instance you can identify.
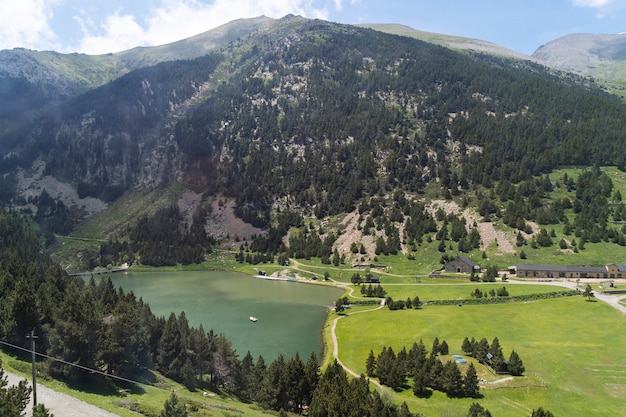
[357,23,536,61]
[3,16,624,105]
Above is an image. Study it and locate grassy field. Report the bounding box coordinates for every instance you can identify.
[366,282,568,302]
[332,291,626,417]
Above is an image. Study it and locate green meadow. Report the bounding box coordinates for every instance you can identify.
[366,282,565,302]
[332,289,626,417]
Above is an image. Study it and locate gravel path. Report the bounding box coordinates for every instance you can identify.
[4,372,120,417]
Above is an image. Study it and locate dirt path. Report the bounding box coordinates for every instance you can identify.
[329,295,385,389]
[4,372,120,417]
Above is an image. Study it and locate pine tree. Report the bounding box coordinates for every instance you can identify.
[441,360,464,397]
[430,338,440,359]
[508,350,525,376]
[412,295,422,308]
[463,363,480,398]
[285,353,306,413]
[428,359,444,392]
[375,346,395,386]
[530,407,555,417]
[408,340,427,376]
[398,401,413,417]
[467,402,493,417]
[462,337,476,356]
[303,352,320,408]
[32,404,54,417]
[412,364,430,398]
[157,313,184,380]
[249,355,267,401]
[439,340,449,355]
[366,350,377,377]
[160,392,188,417]
[239,351,256,401]
[0,360,31,417]
[475,338,490,363]
[490,337,506,372]
[256,354,287,411]
[308,360,350,417]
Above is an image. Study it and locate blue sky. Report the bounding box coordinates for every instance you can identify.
[0,0,624,55]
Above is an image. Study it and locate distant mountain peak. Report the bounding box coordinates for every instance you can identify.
[532,32,626,86]
[357,23,534,62]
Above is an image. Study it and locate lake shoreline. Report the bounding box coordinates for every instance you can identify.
[86,270,345,363]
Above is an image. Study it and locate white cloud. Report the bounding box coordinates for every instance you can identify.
[572,0,617,19]
[572,0,613,8]
[76,0,331,54]
[0,0,58,50]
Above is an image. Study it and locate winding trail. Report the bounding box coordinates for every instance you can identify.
[330,299,386,389]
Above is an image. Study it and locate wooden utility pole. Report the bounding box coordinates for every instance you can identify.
[27,330,38,408]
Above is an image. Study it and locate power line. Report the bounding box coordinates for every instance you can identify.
[0,339,150,388]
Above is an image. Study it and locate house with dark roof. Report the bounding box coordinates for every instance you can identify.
[444,256,480,274]
[514,263,626,279]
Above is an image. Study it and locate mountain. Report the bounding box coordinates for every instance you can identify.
[532,33,626,94]
[1,15,626,269]
[358,23,534,61]
[0,17,273,128]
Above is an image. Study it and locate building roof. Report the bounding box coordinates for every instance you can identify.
[606,263,626,272]
[454,256,475,266]
[515,264,606,273]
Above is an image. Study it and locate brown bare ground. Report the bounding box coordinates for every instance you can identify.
[206,198,263,246]
[333,210,377,262]
[429,200,519,255]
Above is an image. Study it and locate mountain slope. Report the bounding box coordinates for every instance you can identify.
[533,33,626,94]
[0,16,272,131]
[358,23,534,61]
[2,16,626,265]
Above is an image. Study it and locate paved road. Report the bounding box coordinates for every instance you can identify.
[508,279,626,315]
[4,372,120,417]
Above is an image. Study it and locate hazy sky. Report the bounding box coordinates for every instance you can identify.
[0,0,624,55]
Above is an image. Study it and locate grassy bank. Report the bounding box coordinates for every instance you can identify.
[0,350,272,417]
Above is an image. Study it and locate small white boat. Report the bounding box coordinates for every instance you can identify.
[249,316,258,322]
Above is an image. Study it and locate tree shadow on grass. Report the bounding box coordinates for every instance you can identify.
[413,389,433,399]
[65,369,152,396]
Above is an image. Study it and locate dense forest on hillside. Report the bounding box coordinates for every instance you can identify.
[171,23,626,225]
[1,17,626,266]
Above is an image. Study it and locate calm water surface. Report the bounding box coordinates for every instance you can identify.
[97,271,343,361]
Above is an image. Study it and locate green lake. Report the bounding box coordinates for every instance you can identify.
[93,271,344,361]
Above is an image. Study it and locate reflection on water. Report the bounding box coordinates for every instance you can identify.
[91,271,343,361]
